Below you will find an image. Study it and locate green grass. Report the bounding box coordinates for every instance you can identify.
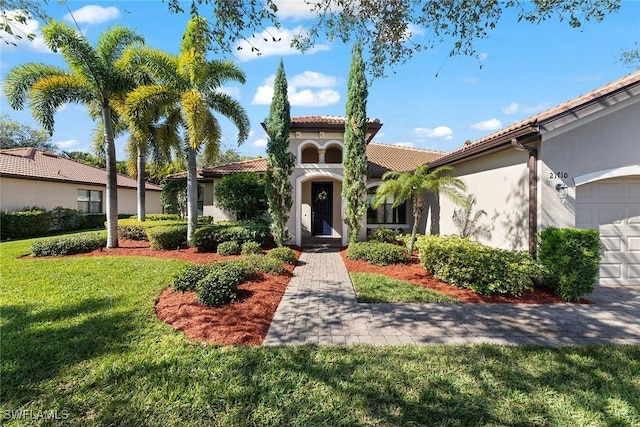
[351,272,459,303]
[2,234,640,426]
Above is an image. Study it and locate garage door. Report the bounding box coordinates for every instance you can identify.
[575,177,640,285]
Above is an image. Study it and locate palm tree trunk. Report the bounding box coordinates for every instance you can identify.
[137,147,146,222]
[409,197,423,254]
[102,103,119,248]
[186,145,198,243]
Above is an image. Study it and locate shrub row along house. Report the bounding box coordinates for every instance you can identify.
[183,70,639,287]
[0,147,163,215]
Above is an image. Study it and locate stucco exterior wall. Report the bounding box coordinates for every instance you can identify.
[438,149,531,250]
[539,98,640,229]
[0,177,162,215]
[209,179,236,222]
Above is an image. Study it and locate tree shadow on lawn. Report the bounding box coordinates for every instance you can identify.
[1,296,136,405]
[74,344,640,426]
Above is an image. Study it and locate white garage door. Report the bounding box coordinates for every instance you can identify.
[575,177,640,285]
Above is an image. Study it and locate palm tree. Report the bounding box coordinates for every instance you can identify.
[452,194,492,240]
[372,164,468,253]
[121,17,250,240]
[3,21,144,248]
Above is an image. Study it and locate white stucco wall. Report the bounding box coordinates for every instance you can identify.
[539,98,640,229]
[0,177,162,215]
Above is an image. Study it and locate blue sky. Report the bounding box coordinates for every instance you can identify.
[1,1,638,161]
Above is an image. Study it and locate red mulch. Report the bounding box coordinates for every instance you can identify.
[340,249,590,304]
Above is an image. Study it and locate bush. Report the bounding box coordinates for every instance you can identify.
[117,219,188,241]
[347,241,410,266]
[196,269,240,306]
[217,241,241,256]
[367,228,404,245]
[267,247,297,264]
[31,233,106,256]
[128,214,181,221]
[215,259,257,282]
[191,220,271,252]
[241,241,262,255]
[537,227,601,301]
[172,264,213,292]
[1,208,52,240]
[84,214,108,229]
[50,207,85,231]
[416,235,541,296]
[147,225,187,250]
[245,254,286,275]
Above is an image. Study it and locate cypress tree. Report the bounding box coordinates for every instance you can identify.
[264,59,295,246]
[342,42,369,244]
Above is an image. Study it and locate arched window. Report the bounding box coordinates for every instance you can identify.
[325,146,342,163]
[301,146,319,163]
[366,187,407,224]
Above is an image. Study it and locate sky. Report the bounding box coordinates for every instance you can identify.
[1,0,638,162]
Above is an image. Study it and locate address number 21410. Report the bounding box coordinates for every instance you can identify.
[550,171,568,179]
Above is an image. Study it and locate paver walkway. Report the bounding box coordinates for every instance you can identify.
[264,247,640,346]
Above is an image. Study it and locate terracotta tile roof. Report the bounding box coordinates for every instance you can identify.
[0,148,162,190]
[167,157,268,179]
[366,143,446,178]
[432,70,640,166]
[291,115,382,125]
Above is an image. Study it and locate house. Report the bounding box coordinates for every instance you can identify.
[189,71,639,286]
[190,117,444,246]
[0,148,163,215]
[432,70,640,286]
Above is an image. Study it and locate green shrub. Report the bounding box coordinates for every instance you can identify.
[217,241,241,256]
[367,228,403,245]
[128,214,181,221]
[241,241,262,255]
[1,208,52,240]
[83,214,108,229]
[147,225,188,250]
[118,223,148,241]
[267,247,297,264]
[215,259,257,282]
[245,254,286,275]
[537,227,601,301]
[416,235,541,296]
[117,219,188,241]
[347,241,410,266]
[172,264,213,292]
[191,220,271,252]
[50,207,85,231]
[196,269,240,306]
[31,233,106,256]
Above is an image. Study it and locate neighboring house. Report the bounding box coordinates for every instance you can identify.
[432,70,640,286]
[0,148,163,215]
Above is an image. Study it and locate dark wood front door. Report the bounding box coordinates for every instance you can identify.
[311,182,333,236]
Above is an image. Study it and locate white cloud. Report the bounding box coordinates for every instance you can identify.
[235,26,330,62]
[55,139,82,149]
[273,0,317,19]
[393,142,415,148]
[574,73,603,83]
[462,77,477,85]
[64,5,120,24]
[252,71,340,107]
[414,126,453,139]
[253,138,268,147]
[478,52,488,62]
[501,102,548,115]
[0,10,50,53]
[217,86,242,99]
[470,118,502,131]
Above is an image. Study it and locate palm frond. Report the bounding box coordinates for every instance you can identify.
[180,88,210,150]
[205,90,250,143]
[3,63,67,110]
[205,61,247,87]
[97,25,145,67]
[117,46,182,88]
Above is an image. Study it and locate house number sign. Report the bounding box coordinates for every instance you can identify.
[549,171,569,179]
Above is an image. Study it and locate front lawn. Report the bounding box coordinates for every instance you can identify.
[351,272,459,303]
[2,235,639,426]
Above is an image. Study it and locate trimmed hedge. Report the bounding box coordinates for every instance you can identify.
[347,241,410,266]
[245,254,286,275]
[1,209,52,239]
[191,220,271,252]
[267,247,297,264]
[128,214,181,221]
[537,227,601,301]
[50,207,85,232]
[241,241,262,255]
[31,233,106,256]
[172,259,255,293]
[196,269,240,306]
[416,235,541,296]
[367,228,404,245]
[117,219,188,241]
[147,225,188,250]
[217,241,241,256]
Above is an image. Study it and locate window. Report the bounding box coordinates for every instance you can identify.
[366,188,406,224]
[77,190,103,213]
[198,184,204,216]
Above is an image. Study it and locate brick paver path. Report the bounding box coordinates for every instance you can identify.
[264,247,640,346]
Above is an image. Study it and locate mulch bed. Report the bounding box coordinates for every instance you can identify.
[340,249,589,304]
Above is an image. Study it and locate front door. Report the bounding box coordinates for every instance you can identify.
[312,182,333,236]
